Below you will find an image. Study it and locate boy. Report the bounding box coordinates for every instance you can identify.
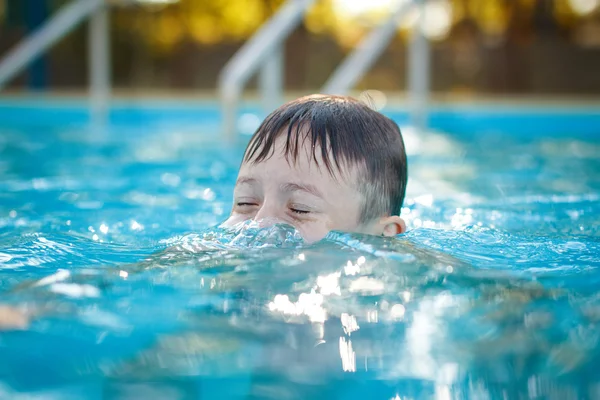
[222,94,408,243]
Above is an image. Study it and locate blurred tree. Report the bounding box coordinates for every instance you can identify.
[113,0,285,55]
[106,0,596,54]
[2,0,598,92]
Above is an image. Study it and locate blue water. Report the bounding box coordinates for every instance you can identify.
[1,101,600,399]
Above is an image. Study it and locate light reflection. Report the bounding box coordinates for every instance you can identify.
[332,0,402,18]
[367,310,378,323]
[389,294,463,383]
[339,337,356,372]
[135,0,179,3]
[267,290,327,323]
[400,125,422,156]
[317,271,342,296]
[568,0,600,15]
[451,207,474,229]
[50,283,100,298]
[314,323,325,341]
[349,277,385,295]
[202,188,216,201]
[344,260,360,275]
[401,0,453,41]
[422,0,453,40]
[414,194,434,207]
[130,220,144,231]
[34,269,70,287]
[406,308,436,378]
[99,224,109,234]
[183,187,216,201]
[341,313,360,335]
[390,304,406,321]
[435,384,452,400]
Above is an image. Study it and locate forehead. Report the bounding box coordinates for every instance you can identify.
[240,135,361,186]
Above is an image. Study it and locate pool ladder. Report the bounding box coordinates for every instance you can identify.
[0,0,430,139]
[0,0,111,122]
[218,0,431,142]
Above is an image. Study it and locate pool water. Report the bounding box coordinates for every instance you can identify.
[0,102,600,399]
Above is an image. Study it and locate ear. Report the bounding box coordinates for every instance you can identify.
[380,216,406,237]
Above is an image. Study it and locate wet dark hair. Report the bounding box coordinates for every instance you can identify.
[243,94,407,224]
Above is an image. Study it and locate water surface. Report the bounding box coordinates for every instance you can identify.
[0,114,599,399]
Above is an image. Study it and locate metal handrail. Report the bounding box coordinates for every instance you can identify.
[0,0,103,90]
[321,0,416,95]
[0,0,110,120]
[322,0,430,133]
[407,0,430,133]
[218,0,315,143]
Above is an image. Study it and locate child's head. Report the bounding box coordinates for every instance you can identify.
[224,94,408,243]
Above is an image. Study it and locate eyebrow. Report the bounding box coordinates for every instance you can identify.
[235,177,324,199]
[281,182,324,199]
[235,177,258,187]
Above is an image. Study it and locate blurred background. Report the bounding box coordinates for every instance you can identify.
[1,0,599,99]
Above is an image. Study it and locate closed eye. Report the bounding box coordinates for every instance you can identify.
[237,202,257,207]
[290,208,310,215]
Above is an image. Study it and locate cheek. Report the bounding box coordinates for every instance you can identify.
[327,201,362,231]
[296,221,331,243]
[222,213,251,227]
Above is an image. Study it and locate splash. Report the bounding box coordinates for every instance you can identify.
[163,219,306,252]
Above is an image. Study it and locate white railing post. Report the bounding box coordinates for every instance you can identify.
[218,0,314,143]
[0,0,104,91]
[259,45,284,116]
[408,0,430,133]
[89,3,111,123]
[322,0,415,95]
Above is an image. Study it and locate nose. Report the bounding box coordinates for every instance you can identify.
[253,203,284,228]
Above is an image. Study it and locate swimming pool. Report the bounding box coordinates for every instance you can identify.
[1,99,599,399]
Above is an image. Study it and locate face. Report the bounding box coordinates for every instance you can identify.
[222,136,368,243]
